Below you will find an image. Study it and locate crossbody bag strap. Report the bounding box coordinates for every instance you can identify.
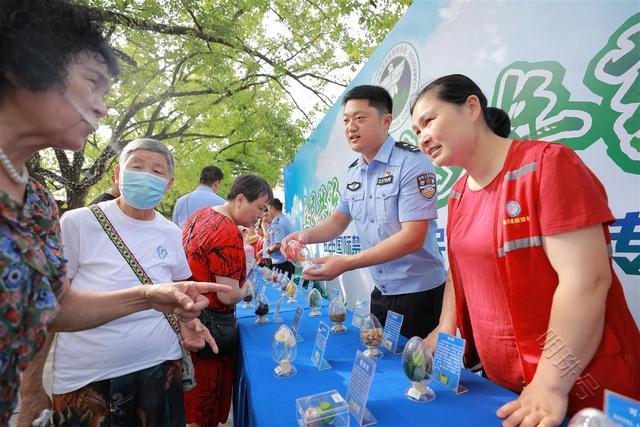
[89,204,181,336]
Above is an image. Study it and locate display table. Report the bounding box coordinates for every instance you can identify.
[233,308,518,426]
[236,280,327,319]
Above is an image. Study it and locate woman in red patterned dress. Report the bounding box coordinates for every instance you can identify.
[182,174,272,426]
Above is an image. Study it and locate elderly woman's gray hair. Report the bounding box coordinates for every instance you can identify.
[119,138,175,176]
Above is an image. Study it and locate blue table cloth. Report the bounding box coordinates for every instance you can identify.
[233,308,518,426]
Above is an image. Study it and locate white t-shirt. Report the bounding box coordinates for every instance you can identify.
[52,200,192,394]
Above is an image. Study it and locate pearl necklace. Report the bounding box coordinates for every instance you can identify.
[0,147,29,185]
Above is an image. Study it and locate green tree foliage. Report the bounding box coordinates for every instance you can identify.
[26,0,411,214]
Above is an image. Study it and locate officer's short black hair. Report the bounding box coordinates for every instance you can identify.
[269,198,283,211]
[200,166,224,186]
[342,85,393,116]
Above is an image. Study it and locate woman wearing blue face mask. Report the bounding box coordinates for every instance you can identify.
[21,139,219,426]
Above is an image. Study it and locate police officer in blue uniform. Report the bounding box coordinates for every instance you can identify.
[266,198,296,278]
[282,85,446,339]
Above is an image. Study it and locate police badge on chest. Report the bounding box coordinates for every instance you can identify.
[377,175,393,186]
[347,181,361,191]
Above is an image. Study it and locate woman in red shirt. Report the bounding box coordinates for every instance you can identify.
[182,174,272,426]
[411,74,640,426]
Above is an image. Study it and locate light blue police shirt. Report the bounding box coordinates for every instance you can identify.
[268,213,292,264]
[172,185,226,229]
[335,136,446,295]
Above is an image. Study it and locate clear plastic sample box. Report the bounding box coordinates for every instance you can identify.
[296,389,350,427]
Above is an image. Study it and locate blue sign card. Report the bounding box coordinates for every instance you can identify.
[605,390,640,427]
[253,269,265,296]
[290,306,304,342]
[311,321,331,371]
[255,268,265,285]
[259,269,266,285]
[351,299,368,328]
[352,310,365,328]
[382,310,405,354]
[433,332,468,395]
[346,350,378,427]
[273,294,285,323]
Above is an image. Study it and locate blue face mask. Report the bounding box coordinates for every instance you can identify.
[120,170,168,209]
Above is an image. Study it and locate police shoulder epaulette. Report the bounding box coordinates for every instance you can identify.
[395,141,420,153]
[348,158,359,168]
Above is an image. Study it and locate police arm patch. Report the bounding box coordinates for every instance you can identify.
[416,173,436,199]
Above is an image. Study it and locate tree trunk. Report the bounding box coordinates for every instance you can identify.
[66,186,90,212]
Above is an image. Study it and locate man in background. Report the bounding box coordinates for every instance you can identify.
[172,165,224,228]
[88,171,120,205]
[265,198,295,277]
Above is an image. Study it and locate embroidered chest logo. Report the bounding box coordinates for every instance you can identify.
[505,200,521,217]
[503,200,530,225]
[156,245,168,260]
[347,181,361,191]
[416,173,436,199]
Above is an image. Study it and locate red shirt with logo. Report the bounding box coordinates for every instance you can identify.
[449,171,524,391]
[450,141,615,391]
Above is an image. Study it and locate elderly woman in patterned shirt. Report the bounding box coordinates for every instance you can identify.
[0,0,229,424]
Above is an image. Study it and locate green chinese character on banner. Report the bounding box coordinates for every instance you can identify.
[303,177,342,228]
[583,13,640,174]
[493,61,600,150]
[492,13,639,175]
